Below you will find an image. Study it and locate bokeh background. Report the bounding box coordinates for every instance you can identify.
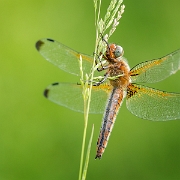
[1,0,180,179]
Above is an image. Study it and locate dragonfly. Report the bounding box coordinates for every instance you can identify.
[36,38,180,159]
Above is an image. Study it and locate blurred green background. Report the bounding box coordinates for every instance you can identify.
[1,0,180,179]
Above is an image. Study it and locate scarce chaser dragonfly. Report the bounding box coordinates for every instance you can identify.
[36,38,180,159]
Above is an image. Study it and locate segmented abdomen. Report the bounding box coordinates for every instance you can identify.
[95,87,124,159]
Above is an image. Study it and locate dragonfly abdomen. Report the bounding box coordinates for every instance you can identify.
[95,87,124,159]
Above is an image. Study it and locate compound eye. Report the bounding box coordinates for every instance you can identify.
[114,45,123,58]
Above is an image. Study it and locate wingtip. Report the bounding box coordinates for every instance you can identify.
[44,82,59,98]
[36,38,55,51]
[35,40,44,51]
[44,88,49,98]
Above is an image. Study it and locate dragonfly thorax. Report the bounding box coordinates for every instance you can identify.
[109,59,131,88]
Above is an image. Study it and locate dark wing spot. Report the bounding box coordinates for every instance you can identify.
[127,84,141,99]
[44,88,49,98]
[52,82,59,86]
[35,40,44,51]
[47,38,54,42]
[130,73,139,76]
[44,82,59,97]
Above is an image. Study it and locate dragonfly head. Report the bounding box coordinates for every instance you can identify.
[114,45,124,58]
[108,44,124,60]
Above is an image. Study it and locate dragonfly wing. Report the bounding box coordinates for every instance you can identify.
[126,84,180,121]
[130,49,180,83]
[36,38,94,76]
[44,82,112,114]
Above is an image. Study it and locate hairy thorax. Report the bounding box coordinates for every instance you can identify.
[109,59,130,88]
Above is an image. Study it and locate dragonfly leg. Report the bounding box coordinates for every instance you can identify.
[94,34,111,72]
[93,52,107,72]
[93,72,109,86]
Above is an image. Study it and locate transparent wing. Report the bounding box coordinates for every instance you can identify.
[126,84,180,121]
[130,49,180,83]
[36,38,94,76]
[44,82,112,114]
